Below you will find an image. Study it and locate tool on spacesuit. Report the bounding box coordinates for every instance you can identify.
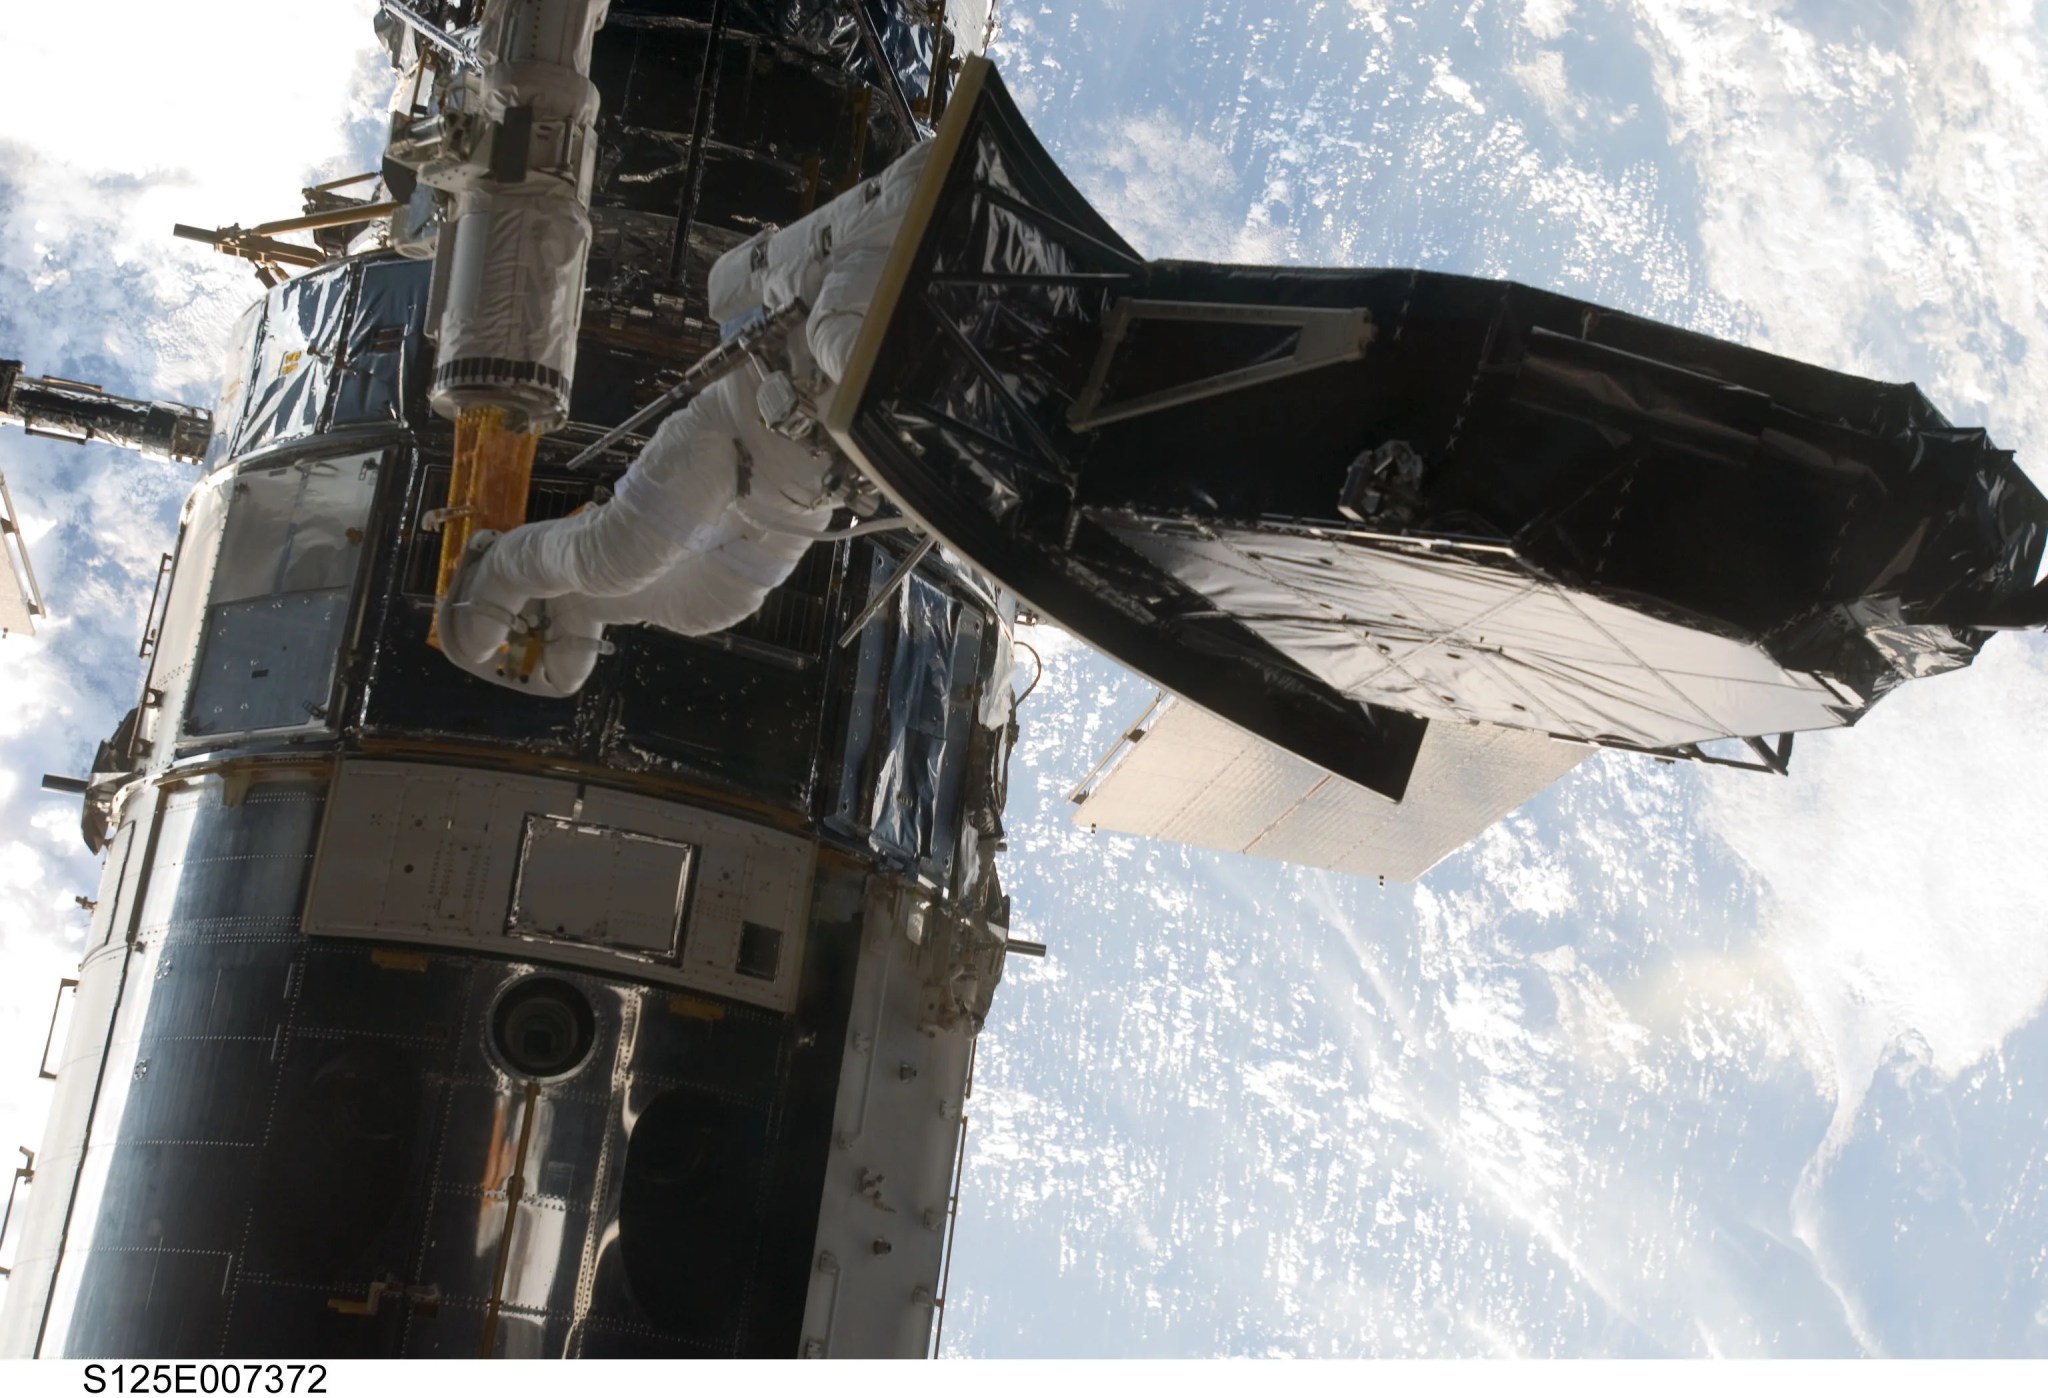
[557,298,813,475]
[753,369,817,441]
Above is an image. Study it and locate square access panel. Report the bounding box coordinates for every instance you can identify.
[305,760,816,1012]
[509,816,695,963]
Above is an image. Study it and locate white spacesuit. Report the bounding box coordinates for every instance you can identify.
[437,138,933,696]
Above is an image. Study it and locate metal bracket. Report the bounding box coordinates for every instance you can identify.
[1688,732,1794,775]
[1066,691,1168,806]
[0,467,46,631]
[1067,299,1375,431]
[836,535,936,648]
[172,200,399,275]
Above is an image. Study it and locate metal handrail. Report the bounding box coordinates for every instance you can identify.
[136,552,173,659]
[927,1034,981,1359]
[558,297,810,474]
[37,979,78,1081]
[0,1147,35,1280]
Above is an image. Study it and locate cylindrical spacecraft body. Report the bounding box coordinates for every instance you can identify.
[0,2,1005,1360]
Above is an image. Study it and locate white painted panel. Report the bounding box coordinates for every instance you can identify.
[1257,716,1588,880]
[577,786,815,1010]
[1072,697,1586,882]
[311,764,575,939]
[947,0,994,50]
[1073,705,1324,852]
[84,823,136,952]
[800,883,973,1358]
[306,761,815,1011]
[509,816,691,959]
[138,470,231,759]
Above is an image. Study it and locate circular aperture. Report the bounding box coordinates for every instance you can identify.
[491,976,597,1079]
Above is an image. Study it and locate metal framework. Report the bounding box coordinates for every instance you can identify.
[1068,299,1376,430]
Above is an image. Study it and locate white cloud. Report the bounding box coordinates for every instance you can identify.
[1625,0,2048,454]
[1620,5,2048,1340]
[1512,46,1586,134]
[1430,55,1489,116]
[5,0,2046,1357]
[934,0,2048,1357]
[1520,0,1579,42]
[1062,114,1289,263]
[1348,0,1396,43]
[1621,0,2048,1100]
[1702,638,2048,1095]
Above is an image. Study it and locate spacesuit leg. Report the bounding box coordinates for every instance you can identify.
[434,527,610,697]
[438,394,840,692]
[435,371,758,678]
[569,511,825,638]
[489,374,753,600]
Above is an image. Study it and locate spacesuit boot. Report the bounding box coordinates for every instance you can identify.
[436,529,524,671]
[437,530,609,698]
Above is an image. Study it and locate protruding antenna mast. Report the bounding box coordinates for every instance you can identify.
[171,174,400,286]
[0,357,212,464]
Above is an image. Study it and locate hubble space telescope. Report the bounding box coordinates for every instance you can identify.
[1,0,2040,1361]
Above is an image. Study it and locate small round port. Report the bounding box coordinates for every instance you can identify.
[491,976,597,1079]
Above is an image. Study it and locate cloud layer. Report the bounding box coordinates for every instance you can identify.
[965,0,2048,1355]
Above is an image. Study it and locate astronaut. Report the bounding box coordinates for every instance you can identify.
[436,139,933,696]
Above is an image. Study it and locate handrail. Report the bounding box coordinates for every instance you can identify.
[0,1147,34,1280]
[136,552,173,660]
[927,1034,980,1359]
[37,979,78,1081]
